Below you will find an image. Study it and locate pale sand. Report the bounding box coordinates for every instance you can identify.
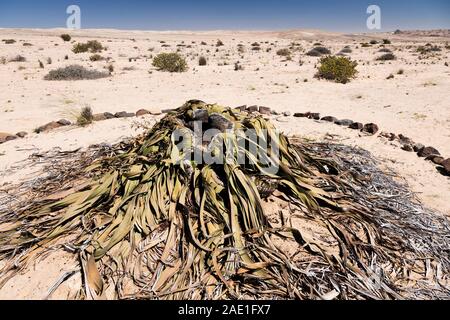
[0,28,449,299]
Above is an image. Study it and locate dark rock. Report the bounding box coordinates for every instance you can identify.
[35,122,62,133]
[425,155,444,165]
[398,134,413,145]
[246,105,259,113]
[16,131,28,138]
[271,110,280,116]
[193,109,209,123]
[57,119,71,126]
[349,122,363,130]
[115,111,135,118]
[418,146,440,158]
[441,159,450,175]
[321,116,337,123]
[259,106,271,115]
[413,143,425,153]
[362,123,379,135]
[93,113,108,121]
[283,111,292,117]
[103,112,115,119]
[401,144,413,152]
[209,113,233,131]
[0,132,17,144]
[335,119,354,126]
[293,112,310,118]
[136,109,151,117]
[308,113,320,120]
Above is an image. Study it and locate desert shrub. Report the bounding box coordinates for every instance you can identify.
[152,53,188,72]
[77,106,94,126]
[107,64,114,73]
[90,54,104,61]
[0,57,6,64]
[340,46,352,54]
[251,46,261,51]
[61,34,71,42]
[43,65,111,80]
[216,39,224,47]
[200,41,207,45]
[397,69,404,75]
[3,39,16,44]
[72,40,104,54]
[39,60,44,68]
[316,56,358,84]
[307,46,331,56]
[306,49,321,57]
[378,48,392,53]
[9,55,26,62]
[361,43,371,48]
[23,42,33,46]
[198,56,207,66]
[276,48,291,56]
[370,40,378,45]
[382,39,391,44]
[47,57,52,64]
[251,42,260,47]
[376,53,396,61]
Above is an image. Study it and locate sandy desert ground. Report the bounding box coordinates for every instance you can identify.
[0,28,449,299]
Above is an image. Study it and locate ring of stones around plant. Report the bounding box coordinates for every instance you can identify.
[1,100,450,300]
[2,104,449,177]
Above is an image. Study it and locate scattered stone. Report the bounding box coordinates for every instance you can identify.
[16,131,28,138]
[136,109,151,117]
[93,113,108,121]
[425,155,444,165]
[418,146,440,158]
[293,112,310,118]
[283,111,292,117]
[35,121,62,133]
[209,113,233,131]
[57,119,71,126]
[115,111,135,118]
[104,112,115,119]
[335,119,354,126]
[413,143,425,153]
[398,134,413,145]
[441,159,450,175]
[247,105,259,113]
[401,144,413,152]
[362,123,379,135]
[349,122,364,130]
[258,106,271,115]
[0,132,17,144]
[321,116,337,123]
[308,113,320,120]
[193,109,209,123]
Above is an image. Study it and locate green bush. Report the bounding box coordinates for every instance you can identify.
[382,39,391,44]
[61,34,71,42]
[72,40,104,54]
[316,56,358,84]
[152,53,188,72]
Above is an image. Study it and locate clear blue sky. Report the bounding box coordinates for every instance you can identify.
[0,0,449,32]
